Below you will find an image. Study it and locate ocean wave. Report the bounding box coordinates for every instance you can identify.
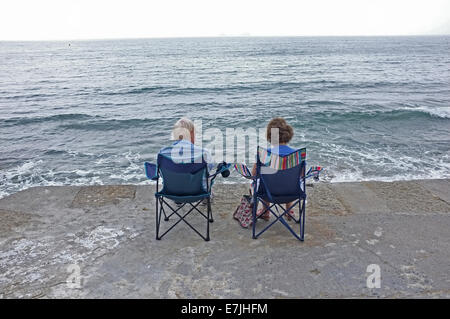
[0,92,59,100]
[402,106,450,119]
[235,49,306,57]
[314,141,450,184]
[2,107,446,134]
[2,146,449,199]
[4,80,435,101]
[58,117,169,131]
[88,80,450,98]
[102,86,175,96]
[153,81,321,95]
[2,164,449,199]
[328,171,450,183]
[313,107,450,122]
[0,151,148,199]
[304,99,346,106]
[0,113,98,127]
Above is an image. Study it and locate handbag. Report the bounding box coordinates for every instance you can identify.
[233,190,254,228]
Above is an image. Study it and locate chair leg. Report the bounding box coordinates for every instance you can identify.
[252,200,258,239]
[206,197,211,241]
[251,199,305,241]
[156,197,161,240]
[163,204,170,221]
[208,198,214,223]
[154,197,215,242]
[300,200,305,241]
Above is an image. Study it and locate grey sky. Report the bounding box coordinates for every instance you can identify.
[1,0,449,41]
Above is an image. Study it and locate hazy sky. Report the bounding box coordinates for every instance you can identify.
[1,0,449,40]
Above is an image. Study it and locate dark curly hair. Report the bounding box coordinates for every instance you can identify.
[266,117,294,144]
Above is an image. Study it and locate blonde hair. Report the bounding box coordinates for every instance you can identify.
[172,117,195,140]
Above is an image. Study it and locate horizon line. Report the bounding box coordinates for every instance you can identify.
[1,33,450,42]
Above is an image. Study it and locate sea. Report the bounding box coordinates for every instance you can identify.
[1,36,449,198]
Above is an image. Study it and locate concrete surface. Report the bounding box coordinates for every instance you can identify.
[0,179,449,298]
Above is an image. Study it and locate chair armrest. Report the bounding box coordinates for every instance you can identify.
[209,163,231,178]
[208,164,231,185]
[234,163,256,180]
[144,162,159,180]
[304,166,322,181]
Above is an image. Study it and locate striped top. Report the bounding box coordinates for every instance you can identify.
[258,147,306,170]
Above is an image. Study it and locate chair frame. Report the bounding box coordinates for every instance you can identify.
[145,157,227,242]
[251,147,307,241]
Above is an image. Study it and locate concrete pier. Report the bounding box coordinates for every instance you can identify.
[1,179,449,298]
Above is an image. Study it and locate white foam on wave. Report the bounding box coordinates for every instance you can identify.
[0,190,9,199]
[327,153,450,183]
[329,171,450,183]
[314,140,450,184]
[403,106,450,119]
[0,151,151,199]
[1,149,450,199]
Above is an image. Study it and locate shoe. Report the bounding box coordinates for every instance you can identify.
[256,208,270,221]
[285,210,295,221]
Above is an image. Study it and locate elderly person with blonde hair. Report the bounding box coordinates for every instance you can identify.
[159,117,214,168]
[158,118,216,198]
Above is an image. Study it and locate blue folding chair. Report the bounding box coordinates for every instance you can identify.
[234,147,321,241]
[145,154,229,241]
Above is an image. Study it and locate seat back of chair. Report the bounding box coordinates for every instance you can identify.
[157,154,208,196]
[257,147,306,198]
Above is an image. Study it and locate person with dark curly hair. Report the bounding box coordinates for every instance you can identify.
[251,117,296,221]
